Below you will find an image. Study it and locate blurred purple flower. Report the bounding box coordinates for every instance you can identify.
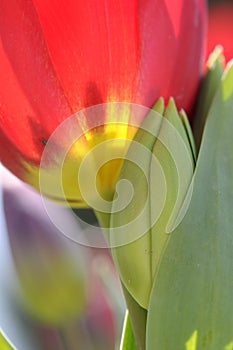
[2,170,87,326]
[1,168,122,349]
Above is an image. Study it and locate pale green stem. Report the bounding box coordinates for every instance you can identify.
[94,210,147,350]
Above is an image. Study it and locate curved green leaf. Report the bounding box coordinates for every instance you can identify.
[0,332,13,350]
[122,285,147,350]
[193,46,224,149]
[110,98,194,309]
[147,63,233,349]
[120,311,137,350]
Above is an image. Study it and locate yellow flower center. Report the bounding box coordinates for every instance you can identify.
[24,114,138,208]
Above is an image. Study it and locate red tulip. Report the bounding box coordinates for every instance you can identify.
[0,0,206,206]
[207,2,233,63]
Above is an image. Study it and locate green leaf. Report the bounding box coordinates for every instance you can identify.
[120,311,137,350]
[180,109,197,161]
[225,341,233,350]
[110,103,163,309]
[146,63,233,349]
[110,99,194,309]
[193,46,224,149]
[122,285,147,350]
[186,330,198,350]
[0,332,13,350]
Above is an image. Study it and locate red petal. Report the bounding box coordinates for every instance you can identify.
[207,3,233,63]
[0,0,72,173]
[136,0,207,113]
[0,0,206,181]
[32,0,206,114]
[32,0,139,113]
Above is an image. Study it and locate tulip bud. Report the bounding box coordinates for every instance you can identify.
[2,170,87,326]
